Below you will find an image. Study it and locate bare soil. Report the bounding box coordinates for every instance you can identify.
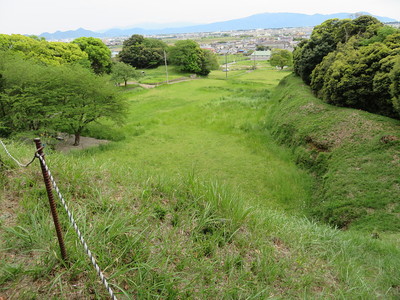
[55,135,109,153]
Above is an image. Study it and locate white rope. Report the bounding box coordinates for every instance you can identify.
[36,154,117,300]
[0,139,36,167]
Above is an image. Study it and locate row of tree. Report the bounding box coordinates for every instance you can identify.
[0,35,131,145]
[293,16,400,118]
[118,34,219,75]
[118,34,294,74]
[0,34,221,144]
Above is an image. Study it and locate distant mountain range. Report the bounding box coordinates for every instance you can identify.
[39,12,397,40]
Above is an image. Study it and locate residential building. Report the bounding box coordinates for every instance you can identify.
[249,50,271,60]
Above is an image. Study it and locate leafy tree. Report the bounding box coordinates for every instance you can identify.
[372,46,400,116]
[72,37,112,74]
[122,34,145,47]
[46,42,90,66]
[383,32,400,49]
[0,34,89,66]
[294,18,351,83]
[0,52,126,144]
[51,65,126,145]
[390,57,400,116]
[351,15,383,37]
[121,45,164,69]
[310,39,397,117]
[200,49,219,75]
[294,16,383,84]
[27,35,46,41]
[168,40,203,74]
[269,49,293,69]
[168,40,218,76]
[118,34,167,69]
[310,50,336,98]
[143,38,168,51]
[0,52,57,135]
[361,26,399,46]
[293,36,337,84]
[296,16,400,119]
[256,45,270,51]
[111,62,141,87]
[0,34,38,52]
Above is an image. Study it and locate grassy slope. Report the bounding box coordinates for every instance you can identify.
[1,69,399,299]
[266,74,400,233]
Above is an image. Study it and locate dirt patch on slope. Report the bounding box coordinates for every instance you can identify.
[55,135,109,153]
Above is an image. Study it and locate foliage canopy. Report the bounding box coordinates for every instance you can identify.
[293,16,382,84]
[168,40,219,76]
[0,52,126,145]
[111,61,141,87]
[72,37,113,74]
[118,34,168,69]
[0,34,89,67]
[293,15,400,118]
[269,49,293,69]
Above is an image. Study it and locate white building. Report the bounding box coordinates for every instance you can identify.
[249,50,271,60]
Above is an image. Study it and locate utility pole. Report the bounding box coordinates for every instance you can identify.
[225,52,228,79]
[164,50,169,84]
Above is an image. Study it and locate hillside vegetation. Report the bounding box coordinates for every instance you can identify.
[267,74,400,232]
[293,15,400,119]
[1,68,400,298]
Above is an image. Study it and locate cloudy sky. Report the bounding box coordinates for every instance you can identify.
[1,0,399,35]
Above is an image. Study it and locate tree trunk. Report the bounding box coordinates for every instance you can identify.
[73,132,81,146]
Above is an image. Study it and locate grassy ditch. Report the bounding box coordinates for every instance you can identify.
[1,69,400,298]
[266,74,400,233]
[1,139,399,299]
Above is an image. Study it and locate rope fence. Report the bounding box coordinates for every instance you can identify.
[0,139,37,167]
[0,139,117,300]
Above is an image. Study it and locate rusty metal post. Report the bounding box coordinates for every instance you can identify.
[34,138,67,261]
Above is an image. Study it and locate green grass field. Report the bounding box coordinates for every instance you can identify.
[1,68,399,299]
[92,68,311,212]
[136,56,272,85]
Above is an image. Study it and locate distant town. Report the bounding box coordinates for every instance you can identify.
[46,21,400,57]
[103,27,313,56]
